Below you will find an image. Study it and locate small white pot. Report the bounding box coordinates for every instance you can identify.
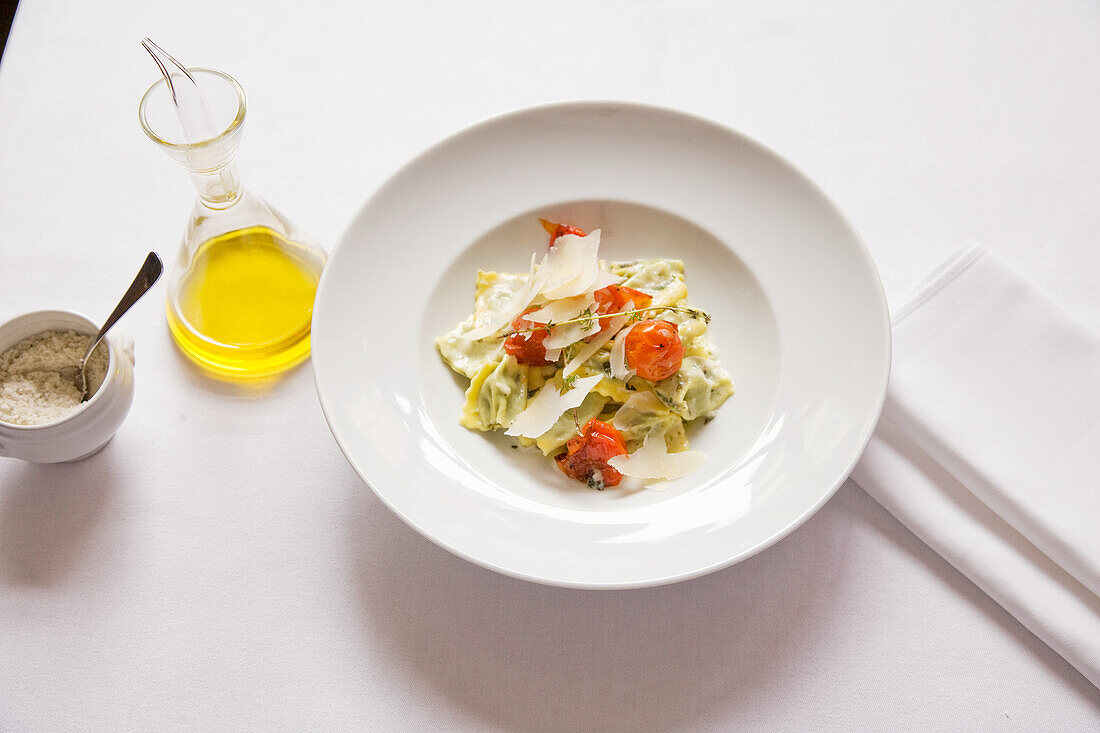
[0,310,135,463]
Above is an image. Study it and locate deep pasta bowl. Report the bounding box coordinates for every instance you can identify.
[312,102,890,588]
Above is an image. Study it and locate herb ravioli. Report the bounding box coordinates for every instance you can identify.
[436,220,733,490]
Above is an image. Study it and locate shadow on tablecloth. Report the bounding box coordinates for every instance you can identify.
[0,445,118,587]
[346,480,859,732]
[345,478,1100,731]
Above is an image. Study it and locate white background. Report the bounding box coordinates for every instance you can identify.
[1,0,1098,729]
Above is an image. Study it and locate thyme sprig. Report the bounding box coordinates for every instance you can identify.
[578,307,596,332]
[558,374,579,394]
[504,305,710,337]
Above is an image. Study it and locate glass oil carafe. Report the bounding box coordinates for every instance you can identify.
[138,42,326,379]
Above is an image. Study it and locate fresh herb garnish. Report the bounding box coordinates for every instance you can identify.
[578,307,595,332]
[502,305,710,337]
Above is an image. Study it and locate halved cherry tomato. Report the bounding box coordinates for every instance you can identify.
[587,284,653,341]
[623,319,684,381]
[504,308,553,366]
[555,419,628,489]
[539,218,586,248]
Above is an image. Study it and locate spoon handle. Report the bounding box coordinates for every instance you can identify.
[81,252,164,367]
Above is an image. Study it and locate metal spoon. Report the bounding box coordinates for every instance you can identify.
[60,252,163,402]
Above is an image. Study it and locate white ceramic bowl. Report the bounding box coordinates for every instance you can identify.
[0,310,135,463]
[313,102,891,588]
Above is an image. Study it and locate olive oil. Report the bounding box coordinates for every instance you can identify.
[167,226,324,378]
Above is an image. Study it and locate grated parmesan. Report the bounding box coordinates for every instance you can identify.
[0,330,108,426]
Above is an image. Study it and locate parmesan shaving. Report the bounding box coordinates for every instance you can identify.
[464,254,547,340]
[524,293,593,324]
[562,303,634,377]
[609,320,639,381]
[505,374,603,438]
[543,319,600,349]
[590,268,623,291]
[607,431,706,481]
[539,230,602,300]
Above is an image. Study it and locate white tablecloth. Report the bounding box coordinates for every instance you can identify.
[1,1,1097,729]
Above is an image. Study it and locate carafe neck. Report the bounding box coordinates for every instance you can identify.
[190,162,243,210]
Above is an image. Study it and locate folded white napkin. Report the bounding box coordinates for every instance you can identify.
[852,245,1100,689]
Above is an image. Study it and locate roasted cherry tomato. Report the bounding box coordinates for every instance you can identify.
[587,284,653,341]
[504,308,554,366]
[623,319,685,381]
[555,419,628,489]
[593,284,652,312]
[539,218,586,248]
